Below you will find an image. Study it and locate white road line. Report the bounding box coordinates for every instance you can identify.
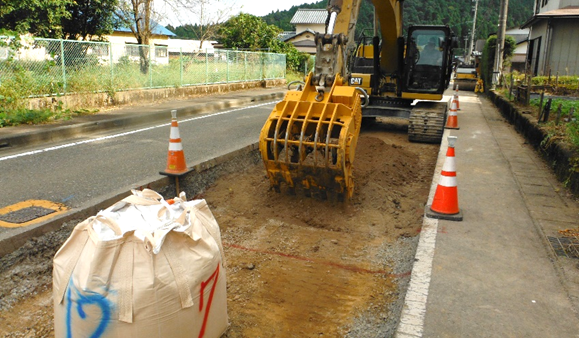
[0,101,274,162]
[395,129,450,338]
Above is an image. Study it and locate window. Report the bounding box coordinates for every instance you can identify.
[92,44,109,57]
[527,37,542,76]
[125,43,143,57]
[404,28,449,93]
[155,44,168,58]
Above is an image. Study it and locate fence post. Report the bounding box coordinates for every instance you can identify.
[149,45,153,88]
[60,39,67,93]
[244,52,247,82]
[206,50,209,85]
[180,47,183,87]
[261,53,265,81]
[539,90,545,116]
[109,42,114,91]
[226,50,230,83]
[509,75,513,100]
[555,103,562,125]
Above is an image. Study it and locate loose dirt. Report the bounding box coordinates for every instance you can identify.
[0,120,438,338]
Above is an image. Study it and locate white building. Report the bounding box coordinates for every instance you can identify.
[522,2,579,76]
[282,9,327,55]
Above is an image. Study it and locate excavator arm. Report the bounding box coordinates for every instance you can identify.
[311,0,362,93]
[259,0,365,200]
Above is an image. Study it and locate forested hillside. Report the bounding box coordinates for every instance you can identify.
[262,0,534,42]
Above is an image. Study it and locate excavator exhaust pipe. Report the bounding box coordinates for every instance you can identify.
[259,73,362,200]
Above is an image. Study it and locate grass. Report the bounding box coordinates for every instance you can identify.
[496,73,579,151]
[0,54,287,127]
[530,98,579,151]
[0,55,285,95]
[0,103,96,128]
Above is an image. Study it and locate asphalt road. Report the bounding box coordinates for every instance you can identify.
[0,101,277,211]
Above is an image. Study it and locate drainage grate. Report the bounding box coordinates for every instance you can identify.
[0,206,56,224]
[547,236,579,259]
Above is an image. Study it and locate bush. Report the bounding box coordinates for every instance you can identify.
[480,35,516,91]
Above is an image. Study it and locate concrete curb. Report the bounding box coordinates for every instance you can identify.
[1,92,285,149]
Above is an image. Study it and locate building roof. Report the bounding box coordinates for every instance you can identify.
[506,29,529,45]
[487,28,529,45]
[521,6,579,28]
[282,29,317,42]
[290,9,327,25]
[508,34,529,45]
[278,31,297,41]
[114,20,176,37]
[292,40,316,48]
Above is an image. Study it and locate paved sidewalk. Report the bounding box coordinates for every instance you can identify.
[398,91,579,337]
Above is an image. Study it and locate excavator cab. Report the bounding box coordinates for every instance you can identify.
[403,26,455,95]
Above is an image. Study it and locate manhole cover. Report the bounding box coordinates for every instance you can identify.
[0,206,56,224]
[547,236,579,259]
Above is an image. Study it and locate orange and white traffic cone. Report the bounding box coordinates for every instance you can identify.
[426,136,463,221]
[445,97,460,130]
[160,110,189,175]
[454,85,460,110]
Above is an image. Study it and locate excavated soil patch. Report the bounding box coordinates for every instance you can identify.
[208,124,438,337]
[0,121,438,337]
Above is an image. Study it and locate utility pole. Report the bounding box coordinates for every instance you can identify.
[466,0,479,65]
[464,36,469,63]
[492,0,509,88]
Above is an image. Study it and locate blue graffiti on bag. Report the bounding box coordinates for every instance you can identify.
[65,283,114,338]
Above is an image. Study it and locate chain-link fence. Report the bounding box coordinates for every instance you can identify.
[0,38,286,98]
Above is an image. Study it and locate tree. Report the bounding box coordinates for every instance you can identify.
[0,0,73,38]
[62,0,118,40]
[116,0,233,74]
[480,35,516,91]
[218,13,282,51]
[165,0,232,50]
[218,13,309,71]
[116,0,159,74]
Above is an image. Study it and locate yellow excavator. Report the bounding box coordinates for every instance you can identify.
[259,0,458,200]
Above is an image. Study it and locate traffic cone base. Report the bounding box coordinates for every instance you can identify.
[425,205,463,221]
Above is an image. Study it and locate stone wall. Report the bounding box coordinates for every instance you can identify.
[488,91,579,197]
[27,79,286,111]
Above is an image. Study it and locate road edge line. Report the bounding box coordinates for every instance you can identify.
[395,129,450,338]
